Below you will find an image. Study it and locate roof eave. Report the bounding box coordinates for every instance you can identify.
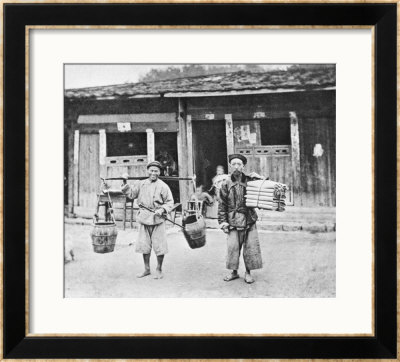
[163,86,336,98]
[65,86,336,100]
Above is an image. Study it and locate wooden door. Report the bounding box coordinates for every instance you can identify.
[78,134,100,209]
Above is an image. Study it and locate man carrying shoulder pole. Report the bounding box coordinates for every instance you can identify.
[129,161,174,279]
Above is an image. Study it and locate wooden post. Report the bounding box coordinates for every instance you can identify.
[177,98,189,205]
[325,122,333,207]
[146,128,155,162]
[73,130,80,207]
[289,112,301,206]
[67,125,75,215]
[99,129,107,179]
[186,115,193,177]
[225,114,234,163]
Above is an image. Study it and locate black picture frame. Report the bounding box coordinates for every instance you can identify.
[3,2,397,359]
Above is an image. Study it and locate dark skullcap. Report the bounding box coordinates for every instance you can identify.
[228,153,247,165]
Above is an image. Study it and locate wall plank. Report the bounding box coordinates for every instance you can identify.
[225,114,234,159]
[146,129,155,162]
[186,115,193,177]
[299,117,336,207]
[78,134,100,209]
[99,129,107,179]
[76,122,178,133]
[178,98,189,206]
[289,112,301,206]
[67,125,74,214]
[78,113,176,124]
[73,130,80,207]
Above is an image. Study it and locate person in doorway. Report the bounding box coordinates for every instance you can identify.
[156,150,177,176]
[189,184,214,216]
[218,154,266,284]
[210,165,229,201]
[130,161,174,279]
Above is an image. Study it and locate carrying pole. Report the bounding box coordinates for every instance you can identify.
[138,203,184,229]
[104,176,195,181]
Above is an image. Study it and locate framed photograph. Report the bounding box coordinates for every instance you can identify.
[3,1,397,359]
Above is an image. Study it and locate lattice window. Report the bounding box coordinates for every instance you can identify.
[237,146,291,156]
[104,155,147,167]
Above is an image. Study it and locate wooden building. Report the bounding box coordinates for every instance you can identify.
[64,66,336,218]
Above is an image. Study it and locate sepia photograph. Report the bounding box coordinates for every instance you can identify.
[64,63,336,298]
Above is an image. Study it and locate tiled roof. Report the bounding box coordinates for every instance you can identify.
[65,65,335,99]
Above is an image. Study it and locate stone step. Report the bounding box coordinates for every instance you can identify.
[258,221,335,233]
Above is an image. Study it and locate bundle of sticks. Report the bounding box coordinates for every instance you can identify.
[245,180,287,212]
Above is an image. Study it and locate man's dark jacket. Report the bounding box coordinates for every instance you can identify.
[218,172,258,229]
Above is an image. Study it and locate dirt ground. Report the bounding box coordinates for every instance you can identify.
[64,224,335,298]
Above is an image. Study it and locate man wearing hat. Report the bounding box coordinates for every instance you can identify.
[218,154,266,284]
[130,161,174,279]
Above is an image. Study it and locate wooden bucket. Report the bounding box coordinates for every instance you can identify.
[90,222,118,253]
[182,214,206,249]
